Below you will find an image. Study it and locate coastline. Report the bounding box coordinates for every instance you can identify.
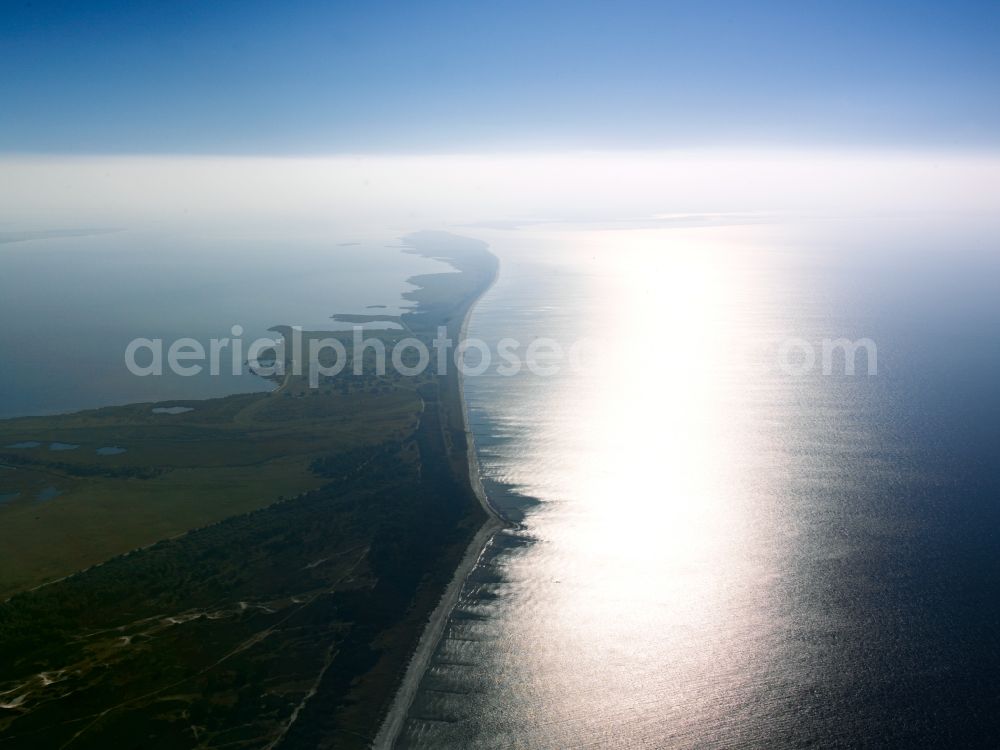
[373,249,506,749]
[0,230,511,746]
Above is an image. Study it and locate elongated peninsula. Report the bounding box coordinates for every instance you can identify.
[0,231,503,749]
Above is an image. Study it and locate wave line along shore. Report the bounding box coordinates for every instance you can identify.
[373,233,508,749]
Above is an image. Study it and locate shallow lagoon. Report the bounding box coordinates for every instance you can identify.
[96,446,127,456]
[0,229,453,418]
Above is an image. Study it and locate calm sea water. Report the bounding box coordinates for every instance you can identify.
[0,229,449,418]
[399,217,1000,747]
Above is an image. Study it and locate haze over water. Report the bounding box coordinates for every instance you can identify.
[6,0,1000,744]
[399,216,1000,747]
[3,154,1000,745]
[0,229,452,418]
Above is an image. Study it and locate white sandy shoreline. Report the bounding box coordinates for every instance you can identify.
[372,255,505,749]
[371,516,501,749]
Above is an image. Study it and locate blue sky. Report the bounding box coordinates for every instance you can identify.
[3,0,999,153]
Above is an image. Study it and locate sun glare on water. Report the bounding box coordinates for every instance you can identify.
[465,225,807,745]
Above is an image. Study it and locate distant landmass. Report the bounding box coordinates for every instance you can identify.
[0,228,120,245]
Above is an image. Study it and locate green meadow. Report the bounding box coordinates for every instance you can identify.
[0,385,419,599]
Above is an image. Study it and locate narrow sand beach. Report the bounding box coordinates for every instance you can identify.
[373,254,507,749]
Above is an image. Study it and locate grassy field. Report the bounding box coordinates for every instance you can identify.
[0,387,420,598]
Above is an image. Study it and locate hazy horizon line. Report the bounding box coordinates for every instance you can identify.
[4,143,1000,160]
